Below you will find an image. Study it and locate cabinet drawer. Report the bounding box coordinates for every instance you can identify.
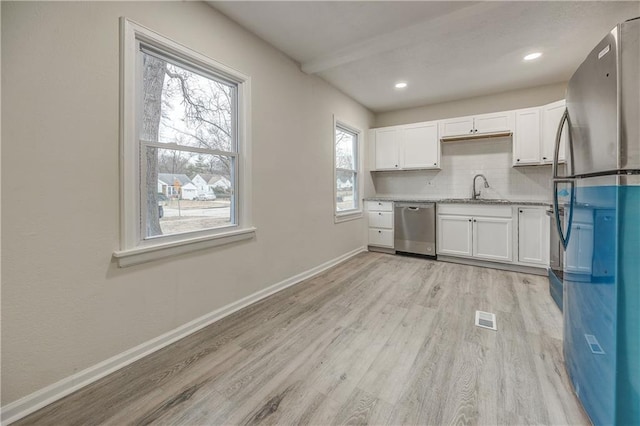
[368,228,393,247]
[437,204,512,218]
[368,211,393,229]
[366,201,393,212]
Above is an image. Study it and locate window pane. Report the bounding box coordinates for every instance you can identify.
[144,147,234,238]
[336,170,356,211]
[140,50,235,153]
[336,127,356,170]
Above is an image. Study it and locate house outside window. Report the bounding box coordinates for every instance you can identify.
[334,119,362,222]
[115,19,254,267]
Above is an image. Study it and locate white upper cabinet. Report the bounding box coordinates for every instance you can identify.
[513,108,542,166]
[541,99,567,164]
[372,121,440,171]
[439,111,514,137]
[370,100,567,171]
[473,111,515,134]
[402,122,439,169]
[439,116,474,137]
[513,99,568,167]
[374,128,400,170]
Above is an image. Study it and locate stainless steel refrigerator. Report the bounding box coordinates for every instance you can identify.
[552,17,640,425]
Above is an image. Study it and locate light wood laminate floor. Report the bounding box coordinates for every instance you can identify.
[17,252,589,425]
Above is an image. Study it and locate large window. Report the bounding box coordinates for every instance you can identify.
[116,19,254,267]
[334,120,361,220]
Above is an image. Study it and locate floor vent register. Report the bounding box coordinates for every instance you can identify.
[475,310,497,331]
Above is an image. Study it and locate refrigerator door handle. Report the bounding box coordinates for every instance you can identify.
[552,108,573,179]
[553,178,575,249]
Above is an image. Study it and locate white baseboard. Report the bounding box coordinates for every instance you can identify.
[1,246,366,425]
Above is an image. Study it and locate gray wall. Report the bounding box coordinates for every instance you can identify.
[375,82,567,127]
[1,1,373,404]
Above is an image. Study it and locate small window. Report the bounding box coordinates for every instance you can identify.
[116,19,254,266]
[334,120,361,220]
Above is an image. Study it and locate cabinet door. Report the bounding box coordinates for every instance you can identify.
[518,208,549,265]
[473,217,513,262]
[374,128,400,170]
[437,215,473,257]
[402,122,439,169]
[541,100,567,164]
[513,108,541,166]
[473,111,514,134]
[439,117,474,137]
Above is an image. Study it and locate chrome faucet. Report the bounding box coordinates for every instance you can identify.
[472,174,490,200]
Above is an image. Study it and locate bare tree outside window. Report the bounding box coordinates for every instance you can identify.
[139,49,237,238]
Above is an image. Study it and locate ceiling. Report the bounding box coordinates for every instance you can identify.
[209,1,639,113]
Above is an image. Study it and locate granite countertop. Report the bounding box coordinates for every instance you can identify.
[366,197,552,207]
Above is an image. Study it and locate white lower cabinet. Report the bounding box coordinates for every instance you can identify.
[366,201,394,249]
[438,205,514,265]
[437,215,472,256]
[518,207,549,266]
[473,217,513,262]
[368,228,393,247]
[438,204,549,269]
[367,211,393,228]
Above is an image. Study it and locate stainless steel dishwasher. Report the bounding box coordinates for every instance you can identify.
[394,202,436,257]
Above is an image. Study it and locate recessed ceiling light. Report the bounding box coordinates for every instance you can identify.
[395,82,407,89]
[524,52,542,61]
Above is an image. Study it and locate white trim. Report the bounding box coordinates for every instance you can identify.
[119,17,253,256]
[1,247,366,425]
[113,227,257,268]
[335,210,363,223]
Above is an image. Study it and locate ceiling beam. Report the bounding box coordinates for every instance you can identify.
[301,2,501,75]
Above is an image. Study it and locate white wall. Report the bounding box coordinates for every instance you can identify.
[372,83,567,201]
[1,1,373,405]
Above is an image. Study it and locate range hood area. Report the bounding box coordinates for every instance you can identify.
[440,130,513,142]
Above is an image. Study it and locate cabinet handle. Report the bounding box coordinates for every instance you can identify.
[395,164,398,168]
[378,212,382,215]
[542,157,547,160]
[433,162,437,165]
[378,202,382,206]
[473,219,477,222]
[474,129,478,133]
[517,159,520,162]
[469,129,473,133]
[468,219,472,222]
[378,230,382,233]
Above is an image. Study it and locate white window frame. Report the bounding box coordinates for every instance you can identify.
[113,18,254,267]
[334,116,363,223]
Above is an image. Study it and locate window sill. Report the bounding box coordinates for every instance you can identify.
[335,210,363,223]
[113,227,257,268]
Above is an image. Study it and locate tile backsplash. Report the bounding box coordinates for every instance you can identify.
[371,137,553,201]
